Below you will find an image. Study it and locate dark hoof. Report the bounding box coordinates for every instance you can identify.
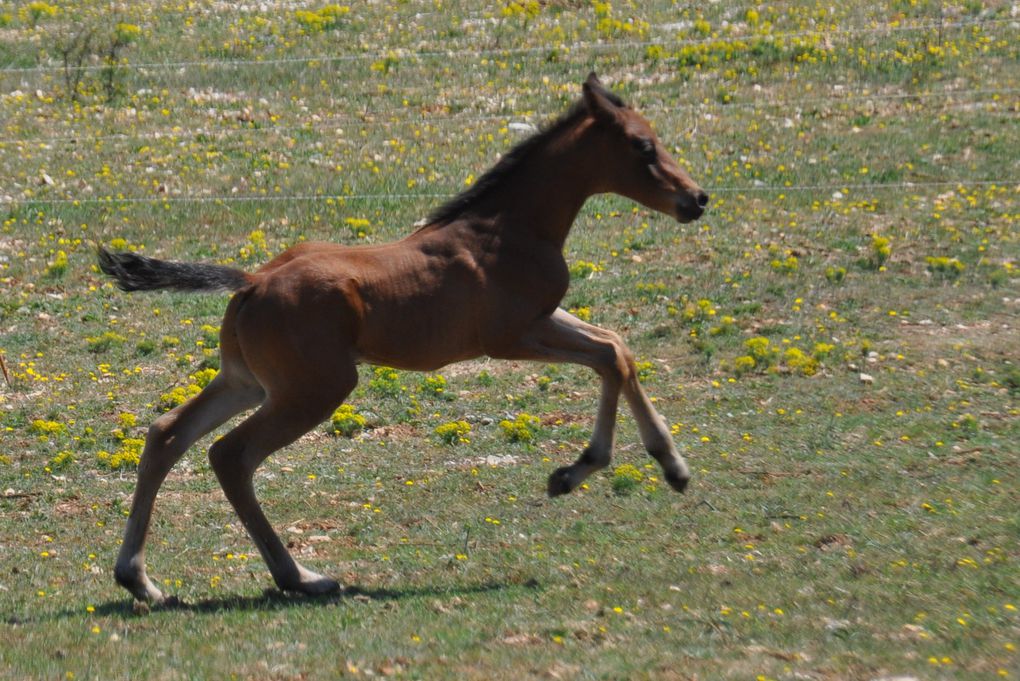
[276,566,341,597]
[152,595,182,610]
[132,594,179,615]
[665,471,690,493]
[547,467,575,497]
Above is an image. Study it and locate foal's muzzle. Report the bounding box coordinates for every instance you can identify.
[676,190,710,222]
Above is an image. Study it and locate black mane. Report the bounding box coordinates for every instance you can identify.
[427,90,625,226]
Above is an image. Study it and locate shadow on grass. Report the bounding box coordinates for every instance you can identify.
[39,577,539,622]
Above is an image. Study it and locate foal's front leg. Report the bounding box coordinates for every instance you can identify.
[547,365,621,496]
[499,308,689,495]
[621,371,690,492]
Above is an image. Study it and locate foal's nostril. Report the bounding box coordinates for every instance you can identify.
[696,192,710,208]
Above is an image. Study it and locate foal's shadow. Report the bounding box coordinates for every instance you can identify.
[56,578,536,620]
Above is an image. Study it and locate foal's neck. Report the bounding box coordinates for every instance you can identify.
[470,118,608,249]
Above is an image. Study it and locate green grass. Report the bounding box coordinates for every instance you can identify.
[1,1,1018,679]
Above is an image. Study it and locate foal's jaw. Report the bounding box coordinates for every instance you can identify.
[606,149,709,224]
[642,180,708,224]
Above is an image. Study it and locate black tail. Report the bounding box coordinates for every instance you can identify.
[97,248,250,293]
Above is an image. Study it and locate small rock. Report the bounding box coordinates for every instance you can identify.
[823,617,850,633]
[509,122,537,133]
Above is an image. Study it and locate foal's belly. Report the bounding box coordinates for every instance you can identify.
[351,278,488,372]
[353,313,484,372]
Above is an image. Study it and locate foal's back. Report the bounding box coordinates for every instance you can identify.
[237,231,495,372]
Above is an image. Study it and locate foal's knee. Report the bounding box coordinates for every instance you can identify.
[144,412,179,454]
[592,330,636,383]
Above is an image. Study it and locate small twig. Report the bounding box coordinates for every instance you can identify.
[0,351,11,389]
[3,492,41,500]
[735,469,801,478]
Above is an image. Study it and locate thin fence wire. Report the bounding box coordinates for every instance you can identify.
[1,86,1017,148]
[0,16,1013,75]
[1,13,1015,209]
[2,179,1016,208]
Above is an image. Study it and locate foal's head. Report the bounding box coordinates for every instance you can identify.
[582,73,709,223]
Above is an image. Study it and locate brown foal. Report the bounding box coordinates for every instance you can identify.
[100,73,708,603]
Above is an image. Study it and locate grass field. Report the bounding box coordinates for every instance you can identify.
[1,1,1019,679]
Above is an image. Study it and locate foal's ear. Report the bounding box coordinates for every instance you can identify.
[582,72,623,126]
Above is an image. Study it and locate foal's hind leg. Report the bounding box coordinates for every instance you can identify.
[208,378,353,595]
[115,372,264,603]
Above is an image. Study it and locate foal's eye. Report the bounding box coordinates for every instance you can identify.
[632,137,656,160]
